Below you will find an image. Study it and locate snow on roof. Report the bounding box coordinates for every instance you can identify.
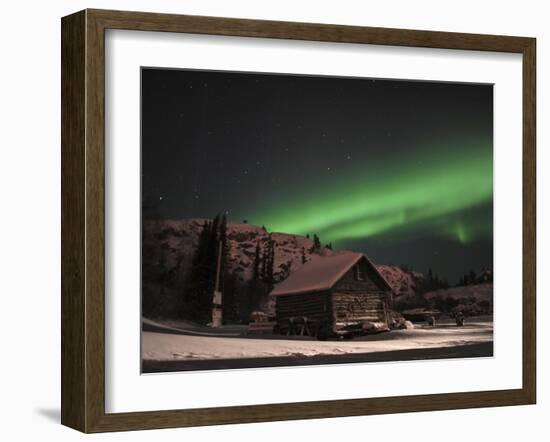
[271,251,392,296]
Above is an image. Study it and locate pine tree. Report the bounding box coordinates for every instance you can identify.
[202,215,221,313]
[245,241,268,323]
[253,241,261,281]
[182,214,230,322]
[218,213,237,319]
[260,240,269,282]
[313,234,321,251]
[267,238,275,285]
[219,214,229,280]
[184,220,212,320]
[259,235,276,285]
[222,272,237,323]
[220,213,227,241]
[279,260,291,280]
[469,269,477,285]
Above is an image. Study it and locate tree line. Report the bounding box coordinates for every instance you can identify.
[142,218,334,323]
[142,215,286,324]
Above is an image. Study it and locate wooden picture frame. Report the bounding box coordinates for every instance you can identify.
[61,8,536,433]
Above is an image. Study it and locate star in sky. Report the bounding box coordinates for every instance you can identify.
[141,67,493,282]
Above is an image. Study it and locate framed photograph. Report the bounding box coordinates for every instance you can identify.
[61,9,536,433]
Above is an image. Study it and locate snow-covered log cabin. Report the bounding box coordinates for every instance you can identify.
[271,252,393,339]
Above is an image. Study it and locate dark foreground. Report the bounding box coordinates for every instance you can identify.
[142,341,493,373]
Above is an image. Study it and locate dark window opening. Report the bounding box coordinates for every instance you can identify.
[354,265,365,281]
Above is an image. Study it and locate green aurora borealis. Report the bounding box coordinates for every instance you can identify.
[246,140,493,246]
[142,68,493,282]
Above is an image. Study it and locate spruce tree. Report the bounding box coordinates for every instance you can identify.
[259,235,276,285]
[469,269,477,285]
[253,241,261,281]
[267,238,275,285]
[182,214,229,323]
[313,234,321,251]
[246,241,265,323]
[219,213,236,319]
[200,215,220,316]
[218,214,229,283]
[185,220,211,320]
[260,240,269,282]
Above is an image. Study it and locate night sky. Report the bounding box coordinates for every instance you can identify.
[141,68,493,284]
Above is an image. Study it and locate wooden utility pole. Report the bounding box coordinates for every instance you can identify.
[211,240,223,328]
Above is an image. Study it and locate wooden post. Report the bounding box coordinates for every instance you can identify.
[211,240,223,327]
[214,240,223,293]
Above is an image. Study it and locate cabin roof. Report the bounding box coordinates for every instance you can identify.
[270,251,392,296]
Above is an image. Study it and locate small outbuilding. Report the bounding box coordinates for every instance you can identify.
[271,252,393,339]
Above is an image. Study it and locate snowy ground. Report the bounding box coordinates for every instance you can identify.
[142,318,493,362]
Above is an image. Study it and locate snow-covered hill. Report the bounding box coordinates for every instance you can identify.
[142,219,425,293]
[377,265,424,297]
[143,218,334,285]
[423,283,493,315]
[142,219,434,321]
